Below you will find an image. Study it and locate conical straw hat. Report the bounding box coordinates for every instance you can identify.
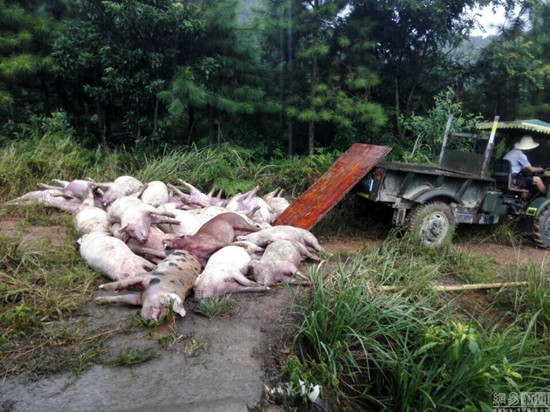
[515,135,539,150]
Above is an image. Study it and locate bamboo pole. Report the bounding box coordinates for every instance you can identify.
[376,281,528,293]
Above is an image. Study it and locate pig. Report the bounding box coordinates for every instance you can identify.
[107,196,180,243]
[249,239,319,286]
[95,250,201,320]
[246,196,274,224]
[156,203,202,236]
[167,180,223,208]
[5,189,82,213]
[188,205,268,228]
[262,188,290,218]
[164,212,260,267]
[73,183,110,236]
[96,175,144,206]
[139,181,170,207]
[194,246,269,299]
[224,186,260,212]
[110,222,172,259]
[78,232,155,281]
[225,186,275,224]
[237,225,325,253]
[38,178,94,201]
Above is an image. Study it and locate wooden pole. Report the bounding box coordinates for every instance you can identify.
[376,281,528,293]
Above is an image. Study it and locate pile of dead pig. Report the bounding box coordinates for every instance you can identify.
[6,176,325,321]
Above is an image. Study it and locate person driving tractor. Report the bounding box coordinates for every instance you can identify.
[503,135,547,195]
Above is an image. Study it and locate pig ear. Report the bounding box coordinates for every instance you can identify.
[118,224,128,234]
[173,305,186,317]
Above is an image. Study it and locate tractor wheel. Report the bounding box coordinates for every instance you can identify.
[406,201,456,248]
[533,207,550,248]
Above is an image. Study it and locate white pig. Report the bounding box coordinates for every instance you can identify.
[157,203,202,236]
[110,222,171,260]
[107,196,179,243]
[194,246,269,299]
[250,239,319,286]
[237,225,325,252]
[5,189,82,213]
[73,183,110,236]
[139,181,170,207]
[78,232,155,281]
[96,175,144,206]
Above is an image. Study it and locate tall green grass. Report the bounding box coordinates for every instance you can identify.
[286,242,550,411]
[0,112,336,202]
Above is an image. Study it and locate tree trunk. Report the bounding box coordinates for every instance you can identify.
[394,76,401,138]
[286,0,294,157]
[308,0,319,156]
[187,105,195,146]
[207,104,215,145]
[152,97,159,133]
[95,99,108,150]
[287,120,293,158]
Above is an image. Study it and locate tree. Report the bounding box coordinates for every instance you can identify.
[261,0,386,155]
[160,0,279,147]
[347,0,517,137]
[462,1,550,120]
[0,0,64,125]
[51,0,200,148]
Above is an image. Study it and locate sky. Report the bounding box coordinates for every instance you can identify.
[470,4,509,37]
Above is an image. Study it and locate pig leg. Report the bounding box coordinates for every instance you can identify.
[277,260,309,281]
[231,271,261,287]
[38,182,65,190]
[151,214,181,226]
[245,205,260,219]
[98,276,146,291]
[232,241,265,257]
[242,186,260,205]
[95,293,143,306]
[129,246,167,260]
[235,286,270,293]
[294,242,321,262]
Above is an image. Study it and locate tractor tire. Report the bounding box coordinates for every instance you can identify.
[533,207,550,248]
[406,201,456,248]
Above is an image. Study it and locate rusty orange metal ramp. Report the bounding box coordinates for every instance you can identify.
[273,143,391,230]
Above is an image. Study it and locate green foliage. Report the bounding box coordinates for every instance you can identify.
[52,0,201,147]
[497,262,550,334]
[0,116,337,204]
[397,88,483,164]
[0,112,101,198]
[193,296,236,318]
[289,246,550,411]
[0,0,61,123]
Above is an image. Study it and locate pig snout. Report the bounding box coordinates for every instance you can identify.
[141,292,185,321]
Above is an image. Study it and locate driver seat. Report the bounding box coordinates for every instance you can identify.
[492,159,530,194]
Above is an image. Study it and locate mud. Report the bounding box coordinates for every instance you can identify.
[1,285,297,412]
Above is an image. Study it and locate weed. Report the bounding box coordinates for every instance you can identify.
[103,348,157,367]
[183,337,209,357]
[193,296,236,318]
[496,262,550,334]
[288,245,550,411]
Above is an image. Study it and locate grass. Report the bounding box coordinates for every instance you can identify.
[193,295,237,318]
[284,240,550,411]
